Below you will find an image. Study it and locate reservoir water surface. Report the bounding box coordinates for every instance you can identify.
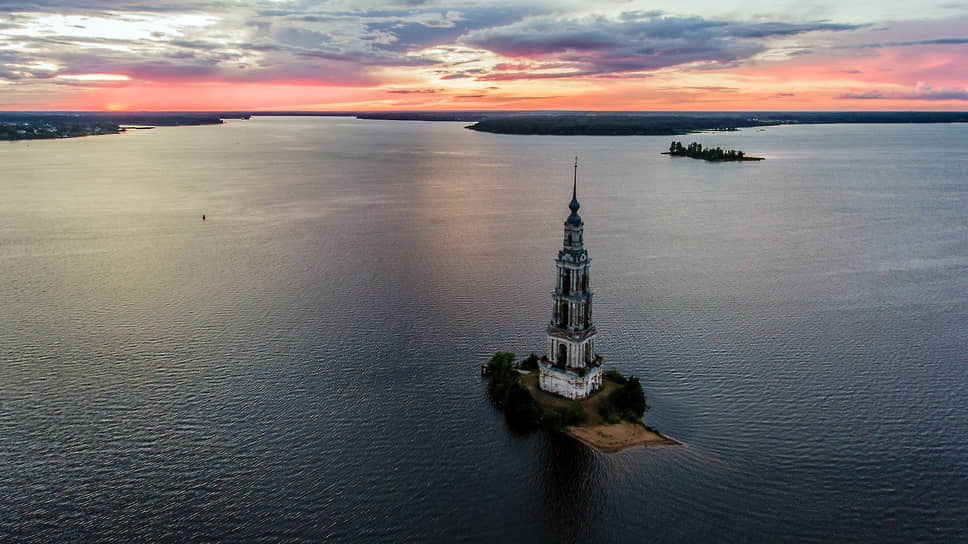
[1,117,966,542]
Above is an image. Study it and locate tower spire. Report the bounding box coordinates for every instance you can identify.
[569,156,580,213]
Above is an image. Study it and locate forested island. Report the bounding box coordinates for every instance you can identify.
[665,140,763,161]
[462,111,968,136]
[0,112,248,140]
[484,352,677,452]
[466,114,752,135]
[1,118,123,140]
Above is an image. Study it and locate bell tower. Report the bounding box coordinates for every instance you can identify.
[539,158,603,399]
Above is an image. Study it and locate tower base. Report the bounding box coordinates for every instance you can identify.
[538,360,603,400]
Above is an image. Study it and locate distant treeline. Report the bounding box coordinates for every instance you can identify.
[0,112,242,125]
[6,110,968,140]
[355,111,495,122]
[0,119,122,140]
[0,112,251,140]
[467,115,754,135]
[464,111,968,136]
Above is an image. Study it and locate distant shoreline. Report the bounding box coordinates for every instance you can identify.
[462,111,968,136]
[0,112,242,141]
[4,110,967,141]
[253,110,968,136]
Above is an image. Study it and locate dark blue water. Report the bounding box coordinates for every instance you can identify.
[1,118,966,542]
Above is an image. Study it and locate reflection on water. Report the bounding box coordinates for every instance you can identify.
[532,434,603,537]
[0,118,966,542]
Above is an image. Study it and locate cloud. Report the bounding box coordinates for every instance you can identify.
[840,90,885,99]
[5,0,959,110]
[0,6,441,86]
[851,37,968,48]
[460,11,861,79]
[477,70,592,81]
[0,3,555,88]
[839,82,968,100]
[0,1,213,14]
[386,88,435,93]
[252,5,545,57]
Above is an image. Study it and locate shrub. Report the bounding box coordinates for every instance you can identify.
[542,400,585,433]
[598,371,649,423]
[486,351,516,401]
[519,353,539,371]
[485,351,541,429]
[486,351,516,376]
[604,368,627,385]
[597,400,621,424]
[563,400,585,426]
[609,375,648,418]
[503,381,541,429]
[542,409,564,432]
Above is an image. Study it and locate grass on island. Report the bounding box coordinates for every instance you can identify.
[484,351,679,452]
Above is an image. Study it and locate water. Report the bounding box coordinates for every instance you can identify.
[1,117,966,542]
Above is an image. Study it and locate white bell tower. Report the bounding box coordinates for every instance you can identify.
[539,158,603,399]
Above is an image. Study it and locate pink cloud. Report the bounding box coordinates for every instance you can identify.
[841,82,968,100]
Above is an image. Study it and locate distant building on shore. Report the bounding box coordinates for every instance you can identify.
[539,158,603,399]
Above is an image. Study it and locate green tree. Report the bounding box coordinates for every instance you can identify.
[604,368,628,385]
[608,376,648,419]
[504,382,541,428]
[486,351,516,402]
[520,352,539,370]
[485,351,541,429]
[563,400,585,426]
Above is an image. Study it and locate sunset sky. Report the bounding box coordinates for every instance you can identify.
[1,0,966,111]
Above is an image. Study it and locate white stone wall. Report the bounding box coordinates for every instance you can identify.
[539,363,603,400]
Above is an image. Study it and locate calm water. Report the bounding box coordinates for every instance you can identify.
[1,117,966,542]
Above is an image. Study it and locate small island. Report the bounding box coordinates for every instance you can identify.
[482,165,678,453]
[484,352,679,452]
[664,140,764,161]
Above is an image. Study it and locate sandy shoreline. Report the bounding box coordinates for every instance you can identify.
[565,422,680,453]
[521,371,681,453]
